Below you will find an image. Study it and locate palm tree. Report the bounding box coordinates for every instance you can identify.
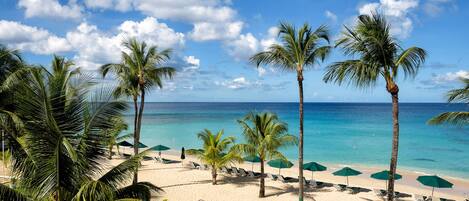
[101,38,176,183]
[103,117,131,159]
[249,22,331,200]
[0,56,160,200]
[235,112,297,197]
[323,13,426,200]
[187,129,242,185]
[429,78,469,125]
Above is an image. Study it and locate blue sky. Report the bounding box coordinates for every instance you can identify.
[0,0,468,102]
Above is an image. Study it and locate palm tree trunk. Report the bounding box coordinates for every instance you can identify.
[211,165,217,185]
[108,145,113,160]
[259,159,265,197]
[297,72,304,201]
[387,89,400,201]
[134,89,146,184]
[132,97,139,184]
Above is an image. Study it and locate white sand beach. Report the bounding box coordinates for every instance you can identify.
[106,149,469,201]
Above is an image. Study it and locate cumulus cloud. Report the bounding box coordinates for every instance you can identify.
[184,56,200,67]
[215,76,261,89]
[84,0,133,12]
[189,21,243,41]
[0,20,72,54]
[18,0,82,20]
[420,70,469,89]
[358,0,418,38]
[224,26,279,61]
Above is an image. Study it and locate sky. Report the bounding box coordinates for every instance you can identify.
[0,0,468,102]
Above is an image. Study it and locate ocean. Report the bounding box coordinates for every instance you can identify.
[124,102,469,179]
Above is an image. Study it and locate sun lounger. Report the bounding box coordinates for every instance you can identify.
[247,170,261,178]
[373,189,385,198]
[123,153,131,158]
[198,164,209,170]
[221,166,232,174]
[189,161,201,169]
[267,173,277,180]
[231,167,241,176]
[413,194,426,201]
[333,184,346,191]
[278,175,296,183]
[302,177,310,186]
[143,156,154,161]
[238,168,248,177]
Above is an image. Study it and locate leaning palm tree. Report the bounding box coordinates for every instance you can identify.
[429,78,469,125]
[101,38,176,183]
[323,12,426,200]
[0,56,160,200]
[250,22,331,200]
[187,129,242,185]
[103,117,131,159]
[235,112,297,197]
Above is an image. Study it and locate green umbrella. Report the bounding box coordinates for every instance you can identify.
[371,170,402,188]
[244,155,261,171]
[133,142,148,148]
[268,159,293,175]
[333,167,362,186]
[417,175,453,198]
[303,162,327,180]
[150,145,170,159]
[117,141,133,147]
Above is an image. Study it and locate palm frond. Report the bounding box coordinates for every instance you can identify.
[116,182,161,201]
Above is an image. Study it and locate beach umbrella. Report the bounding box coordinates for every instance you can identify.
[333,167,362,186]
[133,142,148,148]
[268,159,293,175]
[117,140,133,154]
[417,175,453,198]
[303,162,327,180]
[150,144,170,159]
[243,155,261,171]
[371,170,402,188]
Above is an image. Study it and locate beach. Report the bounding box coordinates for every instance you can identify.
[106,149,469,201]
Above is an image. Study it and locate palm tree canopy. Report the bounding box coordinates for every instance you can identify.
[100,38,176,98]
[235,112,298,160]
[428,78,469,125]
[187,129,242,168]
[0,57,159,200]
[250,22,331,73]
[323,12,426,90]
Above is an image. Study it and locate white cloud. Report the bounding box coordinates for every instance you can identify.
[325,10,338,22]
[189,21,243,41]
[431,70,469,84]
[184,56,200,67]
[224,26,279,61]
[18,0,82,20]
[0,20,71,54]
[84,0,132,12]
[358,0,418,38]
[216,76,260,89]
[257,67,266,77]
[66,17,185,70]
[260,26,279,51]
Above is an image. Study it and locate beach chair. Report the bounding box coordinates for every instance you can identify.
[189,161,201,169]
[143,156,154,161]
[199,164,209,170]
[123,153,131,159]
[412,194,426,201]
[231,167,241,176]
[221,166,232,174]
[302,177,310,186]
[247,170,261,178]
[333,184,346,191]
[238,168,248,177]
[278,175,296,183]
[373,189,385,198]
[267,173,277,180]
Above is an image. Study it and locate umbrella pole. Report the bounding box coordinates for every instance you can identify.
[432,187,434,198]
[251,163,253,172]
[312,171,314,181]
[278,168,280,175]
[346,176,349,186]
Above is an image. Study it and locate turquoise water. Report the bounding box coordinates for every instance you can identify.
[125,102,469,178]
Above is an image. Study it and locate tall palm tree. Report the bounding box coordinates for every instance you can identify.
[323,13,426,200]
[101,38,176,183]
[187,129,242,185]
[429,78,469,125]
[103,117,131,159]
[0,56,160,200]
[250,22,331,200]
[235,112,297,197]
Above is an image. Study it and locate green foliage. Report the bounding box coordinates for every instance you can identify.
[235,112,297,161]
[250,22,331,73]
[323,12,426,89]
[0,56,159,200]
[429,78,469,125]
